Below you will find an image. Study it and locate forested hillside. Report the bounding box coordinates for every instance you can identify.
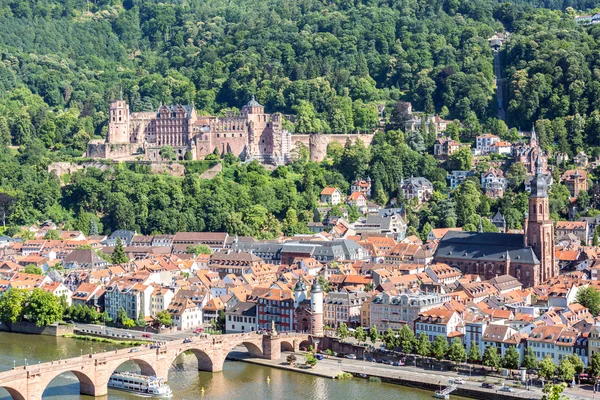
[0,0,597,236]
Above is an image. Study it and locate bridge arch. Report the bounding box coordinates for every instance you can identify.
[108,358,158,377]
[40,369,96,397]
[0,386,26,400]
[168,347,215,373]
[280,340,294,352]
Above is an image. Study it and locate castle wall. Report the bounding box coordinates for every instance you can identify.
[291,133,375,162]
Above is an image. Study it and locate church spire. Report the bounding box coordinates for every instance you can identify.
[530,124,537,147]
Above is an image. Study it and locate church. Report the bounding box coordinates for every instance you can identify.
[435,155,556,288]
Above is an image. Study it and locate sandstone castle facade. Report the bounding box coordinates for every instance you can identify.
[88,97,374,164]
[88,97,293,164]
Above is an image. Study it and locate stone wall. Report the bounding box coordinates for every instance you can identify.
[319,336,367,358]
[87,142,144,160]
[0,321,74,336]
[291,133,375,162]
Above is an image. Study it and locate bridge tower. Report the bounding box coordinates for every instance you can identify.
[310,281,323,336]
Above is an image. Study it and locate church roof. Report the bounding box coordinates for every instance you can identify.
[435,231,539,265]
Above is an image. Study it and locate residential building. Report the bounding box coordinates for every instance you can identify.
[528,325,578,363]
[481,168,508,198]
[63,249,110,270]
[320,187,343,205]
[556,221,588,244]
[561,169,588,198]
[71,283,105,310]
[323,292,370,328]
[150,286,175,317]
[256,288,295,332]
[434,137,461,160]
[475,134,500,154]
[414,308,463,343]
[370,292,443,333]
[104,277,153,321]
[225,302,257,333]
[351,178,372,199]
[447,170,476,190]
[400,177,434,204]
[574,151,589,168]
[346,192,367,208]
[167,297,203,330]
[353,214,407,239]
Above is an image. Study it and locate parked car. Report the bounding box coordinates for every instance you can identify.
[453,378,465,385]
[499,386,513,392]
[141,333,151,338]
[183,338,192,344]
[150,345,161,349]
[315,354,324,360]
[393,361,400,367]
[129,348,140,353]
[383,360,391,365]
[482,383,494,389]
[194,328,203,334]
[345,354,357,360]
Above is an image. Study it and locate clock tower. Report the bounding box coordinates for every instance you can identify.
[526,153,556,286]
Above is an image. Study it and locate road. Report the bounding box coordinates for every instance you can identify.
[73,322,194,342]
[494,50,506,121]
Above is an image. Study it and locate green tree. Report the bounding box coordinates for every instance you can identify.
[432,335,449,361]
[185,244,212,255]
[467,342,481,364]
[398,325,415,354]
[159,145,176,161]
[43,230,60,240]
[538,355,557,380]
[354,326,366,342]
[369,325,379,344]
[415,332,431,360]
[541,383,568,400]
[24,264,43,275]
[557,358,575,382]
[575,286,600,316]
[502,346,521,370]
[336,322,349,340]
[112,237,129,265]
[588,352,600,377]
[25,288,64,327]
[0,288,28,323]
[449,146,472,170]
[383,328,396,350]
[506,162,528,188]
[482,346,501,371]
[447,338,466,364]
[117,306,128,325]
[568,354,584,374]
[522,346,538,370]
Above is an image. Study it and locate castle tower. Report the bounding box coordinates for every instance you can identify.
[310,281,324,336]
[107,100,130,143]
[526,153,556,286]
[293,280,307,309]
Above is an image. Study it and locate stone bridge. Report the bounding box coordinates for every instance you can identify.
[0,332,312,399]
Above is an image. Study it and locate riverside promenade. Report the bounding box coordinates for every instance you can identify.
[230,348,600,400]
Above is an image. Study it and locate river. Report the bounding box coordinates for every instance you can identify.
[0,332,468,400]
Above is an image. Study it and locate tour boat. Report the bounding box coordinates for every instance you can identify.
[108,372,173,397]
[433,393,450,400]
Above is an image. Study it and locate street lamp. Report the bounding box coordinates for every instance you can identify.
[12,360,15,369]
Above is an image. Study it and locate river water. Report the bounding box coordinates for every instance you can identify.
[0,332,466,400]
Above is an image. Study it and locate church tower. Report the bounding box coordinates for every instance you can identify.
[310,281,324,336]
[108,100,130,143]
[526,153,556,285]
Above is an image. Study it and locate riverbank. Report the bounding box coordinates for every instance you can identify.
[63,333,146,346]
[228,351,541,400]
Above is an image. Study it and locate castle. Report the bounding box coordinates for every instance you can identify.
[88,97,374,165]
